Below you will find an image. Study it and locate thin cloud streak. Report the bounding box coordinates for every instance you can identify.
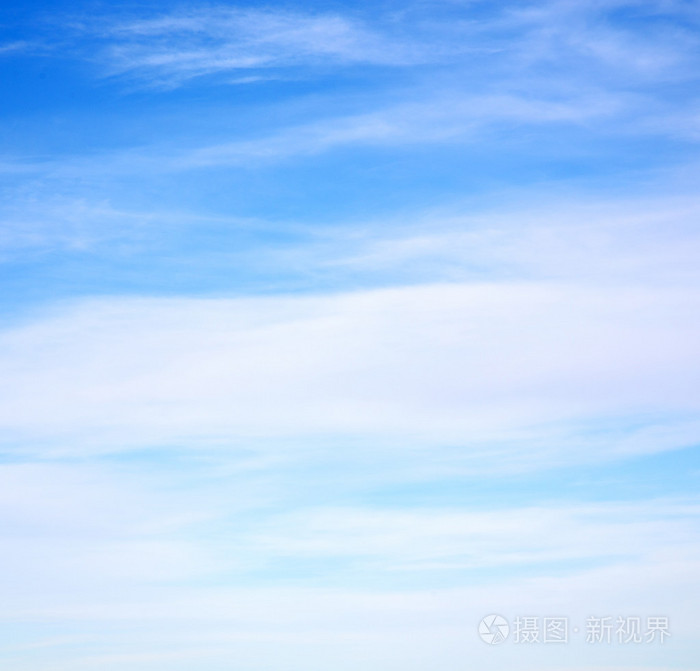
[0,88,625,183]
[91,7,423,87]
[70,1,700,89]
[0,41,32,55]
[246,500,700,570]
[178,91,620,168]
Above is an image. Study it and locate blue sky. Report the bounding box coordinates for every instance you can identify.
[1,1,700,669]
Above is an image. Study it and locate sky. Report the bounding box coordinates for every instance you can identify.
[1,0,700,669]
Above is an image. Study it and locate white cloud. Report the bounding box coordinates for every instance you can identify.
[0,560,697,670]
[491,0,700,80]
[0,41,30,55]
[0,278,698,462]
[244,501,700,570]
[0,459,696,670]
[321,193,700,286]
[79,0,700,91]
[93,7,418,87]
[0,86,625,188]
[175,91,619,167]
[0,462,220,590]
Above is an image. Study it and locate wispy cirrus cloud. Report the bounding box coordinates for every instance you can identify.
[0,87,624,183]
[54,0,700,91]
[318,193,700,287]
[87,7,422,87]
[497,0,700,79]
[243,500,700,575]
[0,41,32,55]
[175,90,621,167]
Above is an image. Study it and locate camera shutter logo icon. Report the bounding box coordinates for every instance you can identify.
[479,614,510,644]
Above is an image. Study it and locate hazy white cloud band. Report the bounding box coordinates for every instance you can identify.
[1,280,698,462]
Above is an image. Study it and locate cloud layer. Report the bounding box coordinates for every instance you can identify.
[1,279,698,463]
[2,2,700,670]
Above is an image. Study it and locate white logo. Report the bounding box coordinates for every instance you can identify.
[479,614,510,644]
